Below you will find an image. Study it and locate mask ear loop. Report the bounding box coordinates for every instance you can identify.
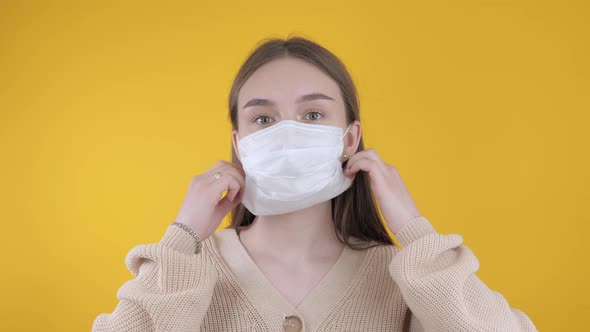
[340,124,352,166]
[340,124,352,139]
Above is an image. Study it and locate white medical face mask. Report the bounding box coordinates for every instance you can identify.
[237,120,354,216]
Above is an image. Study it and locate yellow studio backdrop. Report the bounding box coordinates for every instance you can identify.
[0,0,587,330]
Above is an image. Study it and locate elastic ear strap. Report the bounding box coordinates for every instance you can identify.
[341,124,352,138]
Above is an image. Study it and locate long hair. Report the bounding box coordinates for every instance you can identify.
[226,35,393,250]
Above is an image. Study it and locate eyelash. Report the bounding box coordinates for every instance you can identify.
[252,111,324,125]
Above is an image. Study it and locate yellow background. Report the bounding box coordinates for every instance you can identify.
[1,1,587,331]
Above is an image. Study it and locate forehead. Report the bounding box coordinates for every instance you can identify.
[238,57,341,109]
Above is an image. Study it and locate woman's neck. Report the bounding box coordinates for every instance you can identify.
[237,201,345,262]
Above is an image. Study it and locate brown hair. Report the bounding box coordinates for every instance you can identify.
[226,35,393,250]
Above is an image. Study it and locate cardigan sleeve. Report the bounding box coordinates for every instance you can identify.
[388,216,538,332]
[92,224,218,332]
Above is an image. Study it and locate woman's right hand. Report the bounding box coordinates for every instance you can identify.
[174,160,245,241]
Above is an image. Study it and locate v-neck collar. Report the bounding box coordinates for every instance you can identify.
[210,227,369,329]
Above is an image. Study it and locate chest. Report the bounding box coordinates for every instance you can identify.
[256,258,336,308]
[200,271,412,332]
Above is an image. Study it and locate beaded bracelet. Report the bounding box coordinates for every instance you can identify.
[170,221,202,254]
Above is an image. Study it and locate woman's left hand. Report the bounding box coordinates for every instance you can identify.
[344,148,422,234]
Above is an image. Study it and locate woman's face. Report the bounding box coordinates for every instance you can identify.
[232,57,360,160]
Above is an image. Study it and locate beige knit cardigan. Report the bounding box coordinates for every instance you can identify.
[92,216,538,331]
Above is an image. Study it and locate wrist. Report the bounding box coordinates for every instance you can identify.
[170,221,203,254]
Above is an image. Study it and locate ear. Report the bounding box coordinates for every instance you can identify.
[232,129,241,161]
[341,120,362,162]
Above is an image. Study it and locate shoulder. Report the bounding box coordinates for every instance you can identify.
[346,234,401,260]
[342,242,405,306]
[199,227,241,263]
[360,243,400,265]
[342,236,401,275]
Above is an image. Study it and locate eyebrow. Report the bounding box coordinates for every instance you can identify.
[242,93,335,110]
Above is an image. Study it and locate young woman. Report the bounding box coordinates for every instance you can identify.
[92,36,537,332]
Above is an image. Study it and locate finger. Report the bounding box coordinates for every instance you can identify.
[345,156,382,178]
[206,161,246,185]
[363,148,383,162]
[346,149,387,174]
[205,161,233,180]
[214,185,244,219]
[211,172,242,202]
[213,190,242,221]
[227,162,246,182]
[216,166,245,197]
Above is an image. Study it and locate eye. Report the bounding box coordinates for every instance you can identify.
[253,115,273,125]
[304,111,324,121]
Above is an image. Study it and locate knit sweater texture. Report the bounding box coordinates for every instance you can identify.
[92,216,538,331]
